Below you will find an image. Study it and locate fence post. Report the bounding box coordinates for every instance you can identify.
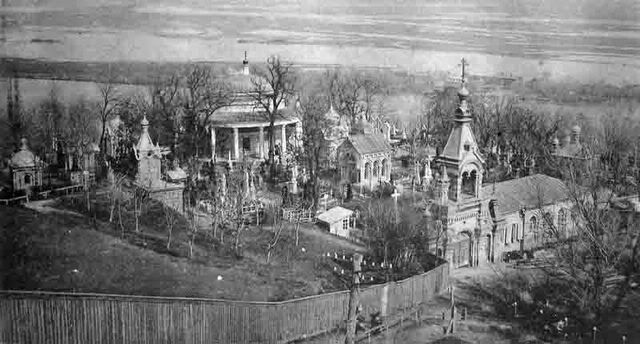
[345,253,363,344]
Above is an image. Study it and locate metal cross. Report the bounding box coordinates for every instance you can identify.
[459,58,469,83]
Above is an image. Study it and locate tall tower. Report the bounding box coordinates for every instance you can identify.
[435,58,485,202]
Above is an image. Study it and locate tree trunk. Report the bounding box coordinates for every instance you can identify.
[109,199,115,223]
[295,217,301,246]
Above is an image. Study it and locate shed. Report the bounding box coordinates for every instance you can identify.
[316,206,355,238]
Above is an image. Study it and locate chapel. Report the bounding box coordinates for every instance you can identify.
[428,62,577,269]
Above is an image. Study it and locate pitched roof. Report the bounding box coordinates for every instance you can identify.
[440,123,482,163]
[486,174,571,217]
[317,206,354,224]
[345,134,392,156]
[554,143,591,159]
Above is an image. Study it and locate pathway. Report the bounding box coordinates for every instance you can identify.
[24,199,84,217]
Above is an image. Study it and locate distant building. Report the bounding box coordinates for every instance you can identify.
[316,206,356,238]
[9,138,44,192]
[552,125,592,161]
[208,54,301,163]
[337,116,393,190]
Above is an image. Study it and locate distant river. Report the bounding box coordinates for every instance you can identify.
[0,0,639,84]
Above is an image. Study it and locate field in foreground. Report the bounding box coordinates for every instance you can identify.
[0,199,364,301]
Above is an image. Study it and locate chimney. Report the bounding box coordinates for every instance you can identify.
[242,51,249,76]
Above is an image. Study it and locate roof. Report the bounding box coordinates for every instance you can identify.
[10,139,43,169]
[344,134,392,156]
[554,142,590,159]
[209,108,299,127]
[317,206,354,224]
[440,123,483,163]
[166,166,187,181]
[486,174,571,217]
[135,117,156,153]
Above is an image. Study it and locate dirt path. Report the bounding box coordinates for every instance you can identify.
[296,223,367,252]
[24,199,84,217]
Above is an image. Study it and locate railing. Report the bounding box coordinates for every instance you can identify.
[0,263,450,344]
[282,207,316,223]
[0,184,85,206]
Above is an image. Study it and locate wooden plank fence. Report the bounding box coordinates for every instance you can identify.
[0,263,449,344]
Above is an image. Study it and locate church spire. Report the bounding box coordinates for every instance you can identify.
[435,57,485,202]
[455,58,471,123]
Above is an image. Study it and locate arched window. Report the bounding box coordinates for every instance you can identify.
[529,216,538,243]
[558,209,567,236]
[461,170,477,197]
[24,174,32,185]
[503,226,508,245]
[381,159,388,179]
[543,212,553,242]
[364,162,371,180]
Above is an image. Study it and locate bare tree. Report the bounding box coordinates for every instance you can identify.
[132,184,150,233]
[251,56,296,168]
[97,80,120,156]
[526,133,640,334]
[266,205,286,264]
[181,66,235,157]
[147,75,183,158]
[329,68,382,125]
[295,93,330,211]
[163,202,179,250]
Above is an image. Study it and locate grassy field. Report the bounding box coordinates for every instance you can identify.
[0,193,366,301]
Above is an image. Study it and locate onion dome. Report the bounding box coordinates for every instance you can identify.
[10,138,40,168]
[135,116,156,154]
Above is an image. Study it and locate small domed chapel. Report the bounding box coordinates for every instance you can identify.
[427,72,576,269]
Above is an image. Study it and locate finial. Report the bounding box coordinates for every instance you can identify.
[20,137,28,150]
[459,57,469,85]
[141,115,149,127]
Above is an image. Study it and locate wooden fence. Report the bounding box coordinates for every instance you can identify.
[0,184,84,206]
[0,263,449,344]
[282,207,316,223]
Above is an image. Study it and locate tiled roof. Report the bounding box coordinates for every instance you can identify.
[317,206,354,224]
[485,174,571,217]
[346,134,392,156]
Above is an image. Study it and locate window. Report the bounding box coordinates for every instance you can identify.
[504,227,508,245]
[511,224,517,243]
[558,209,567,236]
[343,218,349,231]
[24,174,31,185]
[242,137,251,152]
[530,216,538,243]
[464,143,471,152]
